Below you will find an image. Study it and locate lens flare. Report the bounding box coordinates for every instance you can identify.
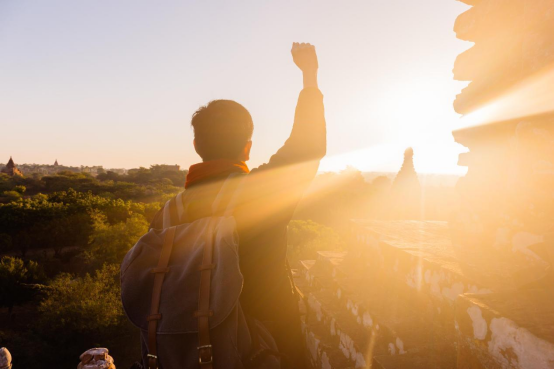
[458,63,554,129]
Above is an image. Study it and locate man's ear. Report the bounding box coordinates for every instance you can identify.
[240,141,253,161]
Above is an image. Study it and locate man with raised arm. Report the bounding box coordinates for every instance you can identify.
[150,42,326,368]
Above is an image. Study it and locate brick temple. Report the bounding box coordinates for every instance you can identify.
[0,157,23,177]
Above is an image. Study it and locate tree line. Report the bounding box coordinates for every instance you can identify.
[0,165,187,202]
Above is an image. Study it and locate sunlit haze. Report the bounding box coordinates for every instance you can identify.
[459,65,554,131]
[2,1,554,367]
[0,0,469,174]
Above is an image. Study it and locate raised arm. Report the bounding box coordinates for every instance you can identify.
[236,44,327,319]
[251,42,326,172]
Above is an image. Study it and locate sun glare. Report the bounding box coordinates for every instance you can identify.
[320,132,466,175]
[458,63,554,130]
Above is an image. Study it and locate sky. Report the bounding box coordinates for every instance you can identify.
[0,0,470,174]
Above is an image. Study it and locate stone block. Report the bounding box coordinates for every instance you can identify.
[454,0,523,42]
[372,348,456,369]
[302,318,356,369]
[522,29,554,74]
[77,348,115,369]
[455,291,554,369]
[457,0,482,6]
[453,77,521,115]
[453,36,522,82]
[524,0,554,27]
[453,0,554,115]
[0,348,12,369]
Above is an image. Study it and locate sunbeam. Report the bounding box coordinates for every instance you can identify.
[458,62,554,130]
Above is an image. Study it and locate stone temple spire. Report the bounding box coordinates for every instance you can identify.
[1,156,23,177]
[391,148,421,219]
[393,148,418,188]
[6,157,15,169]
[54,159,59,166]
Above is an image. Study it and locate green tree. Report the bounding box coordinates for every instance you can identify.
[33,264,138,369]
[87,213,149,264]
[2,190,22,202]
[0,233,11,253]
[96,170,121,182]
[44,213,91,257]
[13,185,26,194]
[0,188,157,257]
[0,174,13,192]
[38,264,124,335]
[287,220,344,260]
[0,256,44,314]
[0,193,69,256]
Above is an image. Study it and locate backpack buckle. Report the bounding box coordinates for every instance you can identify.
[197,345,213,365]
[147,354,158,369]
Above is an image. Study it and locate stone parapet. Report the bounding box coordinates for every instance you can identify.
[453,0,554,114]
[456,290,554,369]
[295,220,554,368]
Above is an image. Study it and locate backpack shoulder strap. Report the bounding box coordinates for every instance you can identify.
[160,191,187,229]
[175,191,186,221]
[211,172,247,217]
[195,217,217,368]
[195,173,247,368]
[147,226,177,369]
[223,175,247,217]
[162,199,172,228]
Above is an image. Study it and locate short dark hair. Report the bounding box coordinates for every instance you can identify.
[191,100,254,161]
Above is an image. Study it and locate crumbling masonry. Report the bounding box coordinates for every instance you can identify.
[296,0,554,368]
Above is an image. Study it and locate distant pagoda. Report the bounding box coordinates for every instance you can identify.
[1,157,23,177]
[391,148,421,219]
[392,148,420,188]
[54,159,59,166]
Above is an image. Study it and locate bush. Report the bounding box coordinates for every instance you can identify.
[287,220,344,260]
[0,329,52,369]
[2,190,22,201]
[34,264,138,368]
[0,233,12,253]
[87,213,149,265]
[0,256,45,313]
[38,264,124,335]
[13,185,26,194]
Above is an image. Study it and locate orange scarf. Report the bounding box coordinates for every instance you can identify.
[185,159,250,189]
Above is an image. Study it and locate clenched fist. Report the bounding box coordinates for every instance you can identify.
[291,42,318,73]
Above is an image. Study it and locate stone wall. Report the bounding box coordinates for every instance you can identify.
[451,0,554,267]
[453,0,554,115]
[295,220,554,368]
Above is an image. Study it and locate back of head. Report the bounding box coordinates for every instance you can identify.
[191,100,254,161]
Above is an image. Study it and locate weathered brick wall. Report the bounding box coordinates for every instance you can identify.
[453,0,554,114]
[451,0,554,267]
